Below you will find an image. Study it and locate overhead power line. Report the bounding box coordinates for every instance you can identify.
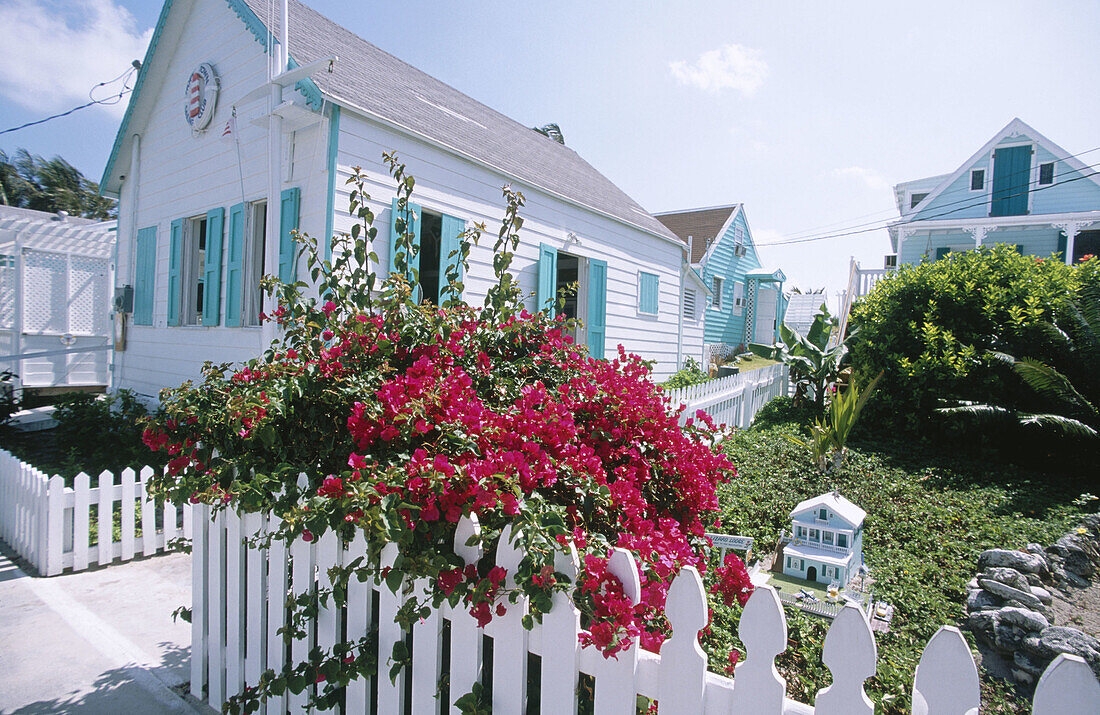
[0,63,139,137]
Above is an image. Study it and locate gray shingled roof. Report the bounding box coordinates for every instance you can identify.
[243,0,678,243]
[654,205,739,263]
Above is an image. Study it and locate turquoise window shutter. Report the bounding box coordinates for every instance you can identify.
[167,218,183,326]
[440,214,465,302]
[1056,231,1067,261]
[536,243,558,314]
[587,258,607,359]
[639,272,659,314]
[990,145,1032,217]
[133,226,156,326]
[225,203,245,327]
[935,247,951,261]
[202,207,224,326]
[388,198,422,279]
[279,187,300,283]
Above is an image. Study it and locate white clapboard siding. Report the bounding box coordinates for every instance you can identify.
[0,449,187,576]
[191,503,1100,714]
[666,363,789,433]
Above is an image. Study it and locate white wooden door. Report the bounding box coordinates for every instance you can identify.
[754,286,778,344]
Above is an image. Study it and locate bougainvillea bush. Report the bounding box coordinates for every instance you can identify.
[145,156,751,711]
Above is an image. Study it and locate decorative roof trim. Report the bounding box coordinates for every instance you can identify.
[99,0,176,194]
[226,0,323,109]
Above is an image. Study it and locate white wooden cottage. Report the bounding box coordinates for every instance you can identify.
[99,0,698,400]
[783,491,866,586]
[0,206,114,391]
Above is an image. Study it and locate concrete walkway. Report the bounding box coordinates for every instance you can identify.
[0,547,210,714]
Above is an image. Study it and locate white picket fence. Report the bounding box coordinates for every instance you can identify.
[666,363,789,431]
[0,448,190,576]
[191,505,1100,714]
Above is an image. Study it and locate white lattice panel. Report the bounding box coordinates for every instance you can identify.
[0,263,13,330]
[22,250,67,333]
[68,255,109,336]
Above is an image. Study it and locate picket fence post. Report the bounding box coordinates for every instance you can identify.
[1033,653,1100,714]
[911,626,979,715]
[659,565,707,715]
[732,585,787,712]
[448,515,483,715]
[593,548,641,714]
[45,474,64,576]
[73,472,90,571]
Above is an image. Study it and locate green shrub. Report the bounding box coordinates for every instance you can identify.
[662,356,710,389]
[53,390,165,479]
[848,246,1100,434]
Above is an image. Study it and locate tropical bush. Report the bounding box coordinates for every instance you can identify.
[848,245,1100,434]
[750,305,846,413]
[52,389,164,481]
[144,156,750,711]
[662,356,710,389]
[941,284,1100,451]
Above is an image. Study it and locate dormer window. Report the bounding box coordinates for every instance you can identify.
[818,508,828,520]
[970,169,985,191]
[1039,162,1054,185]
[910,192,929,209]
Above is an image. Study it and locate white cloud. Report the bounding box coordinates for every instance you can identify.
[0,0,152,119]
[832,166,891,192]
[669,44,768,95]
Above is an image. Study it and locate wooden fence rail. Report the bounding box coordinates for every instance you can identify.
[0,448,190,576]
[665,363,789,431]
[192,505,1100,714]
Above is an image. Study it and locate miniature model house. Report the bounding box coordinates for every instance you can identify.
[783,491,865,585]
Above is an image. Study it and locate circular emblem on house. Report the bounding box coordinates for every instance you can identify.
[184,63,219,132]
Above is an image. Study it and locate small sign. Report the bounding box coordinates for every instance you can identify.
[707,533,754,551]
[184,63,219,132]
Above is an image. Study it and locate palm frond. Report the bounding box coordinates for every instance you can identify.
[1015,359,1099,420]
[1016,412,1099,438]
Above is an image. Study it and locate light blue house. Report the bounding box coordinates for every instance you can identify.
[656,205,786,360]
[782,492,865,586]
[888,118,1100,266]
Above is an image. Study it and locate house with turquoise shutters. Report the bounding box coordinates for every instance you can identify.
[782,491,865,587]
[656,205,786,362]
[99,0,697,399]
[888,118,1100,266]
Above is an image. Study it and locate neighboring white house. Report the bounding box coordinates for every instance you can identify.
[0,206,114,391]
[783,292,828,338]
[782,491,866,586]
[100,0,695,400]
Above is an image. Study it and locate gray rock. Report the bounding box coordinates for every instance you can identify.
[1052,534,1095,578]
[978,548,1046,575]
[1025,572,1043,586]
[967,588,1001,612]
[1029,584,1053,605]
[1013,650,1043,677]
[1037,627,1100,671]
[967,577,979,590]
[981,579,1044,611]
[997,606,1050,632]
[980,567,1031,591]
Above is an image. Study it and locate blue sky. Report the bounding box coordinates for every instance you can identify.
[2,0,1098,299]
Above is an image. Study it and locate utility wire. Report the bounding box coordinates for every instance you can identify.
[774,145,1100,242]
[0,65,138,137]
[756,164,1100,247]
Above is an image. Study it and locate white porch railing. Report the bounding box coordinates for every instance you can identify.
[190,505,1100,714]
[666,363,789,431]
[837,258,896,343]
[0,449,190,576]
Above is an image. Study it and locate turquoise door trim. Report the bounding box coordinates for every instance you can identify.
[167,218,183,326]
[202,207,224,326]
[388,198,422,281]
[279,187,300,283]
[990,145,1032,217]
[587,258,607,359]
[225,203,245,327]
[440,214,465,302]
[133,226,156,326]
[323,105,341,262]
[537,243,558,315]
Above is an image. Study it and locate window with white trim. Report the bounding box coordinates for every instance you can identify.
[732,281,744,315]
[711,276,723,309]
[244,201,267,326]
[1039,162,1054,185]
[181,216,207,326]
[970,169,985,191]
[910,192,929,209]
[837,533,848,548]
[809,528,819,542]
[823,531,834,546]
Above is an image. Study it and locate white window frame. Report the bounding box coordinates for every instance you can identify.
[732,281,744,316]
[908,191,929,211]
[711,276,723,310]
[823,531,834,546]
[837,533,848,549]
[1038,161,1055,186]
[243,200,268,327]
[180,215,207,327]
[969,168,986,192]
[809,528,819,542]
